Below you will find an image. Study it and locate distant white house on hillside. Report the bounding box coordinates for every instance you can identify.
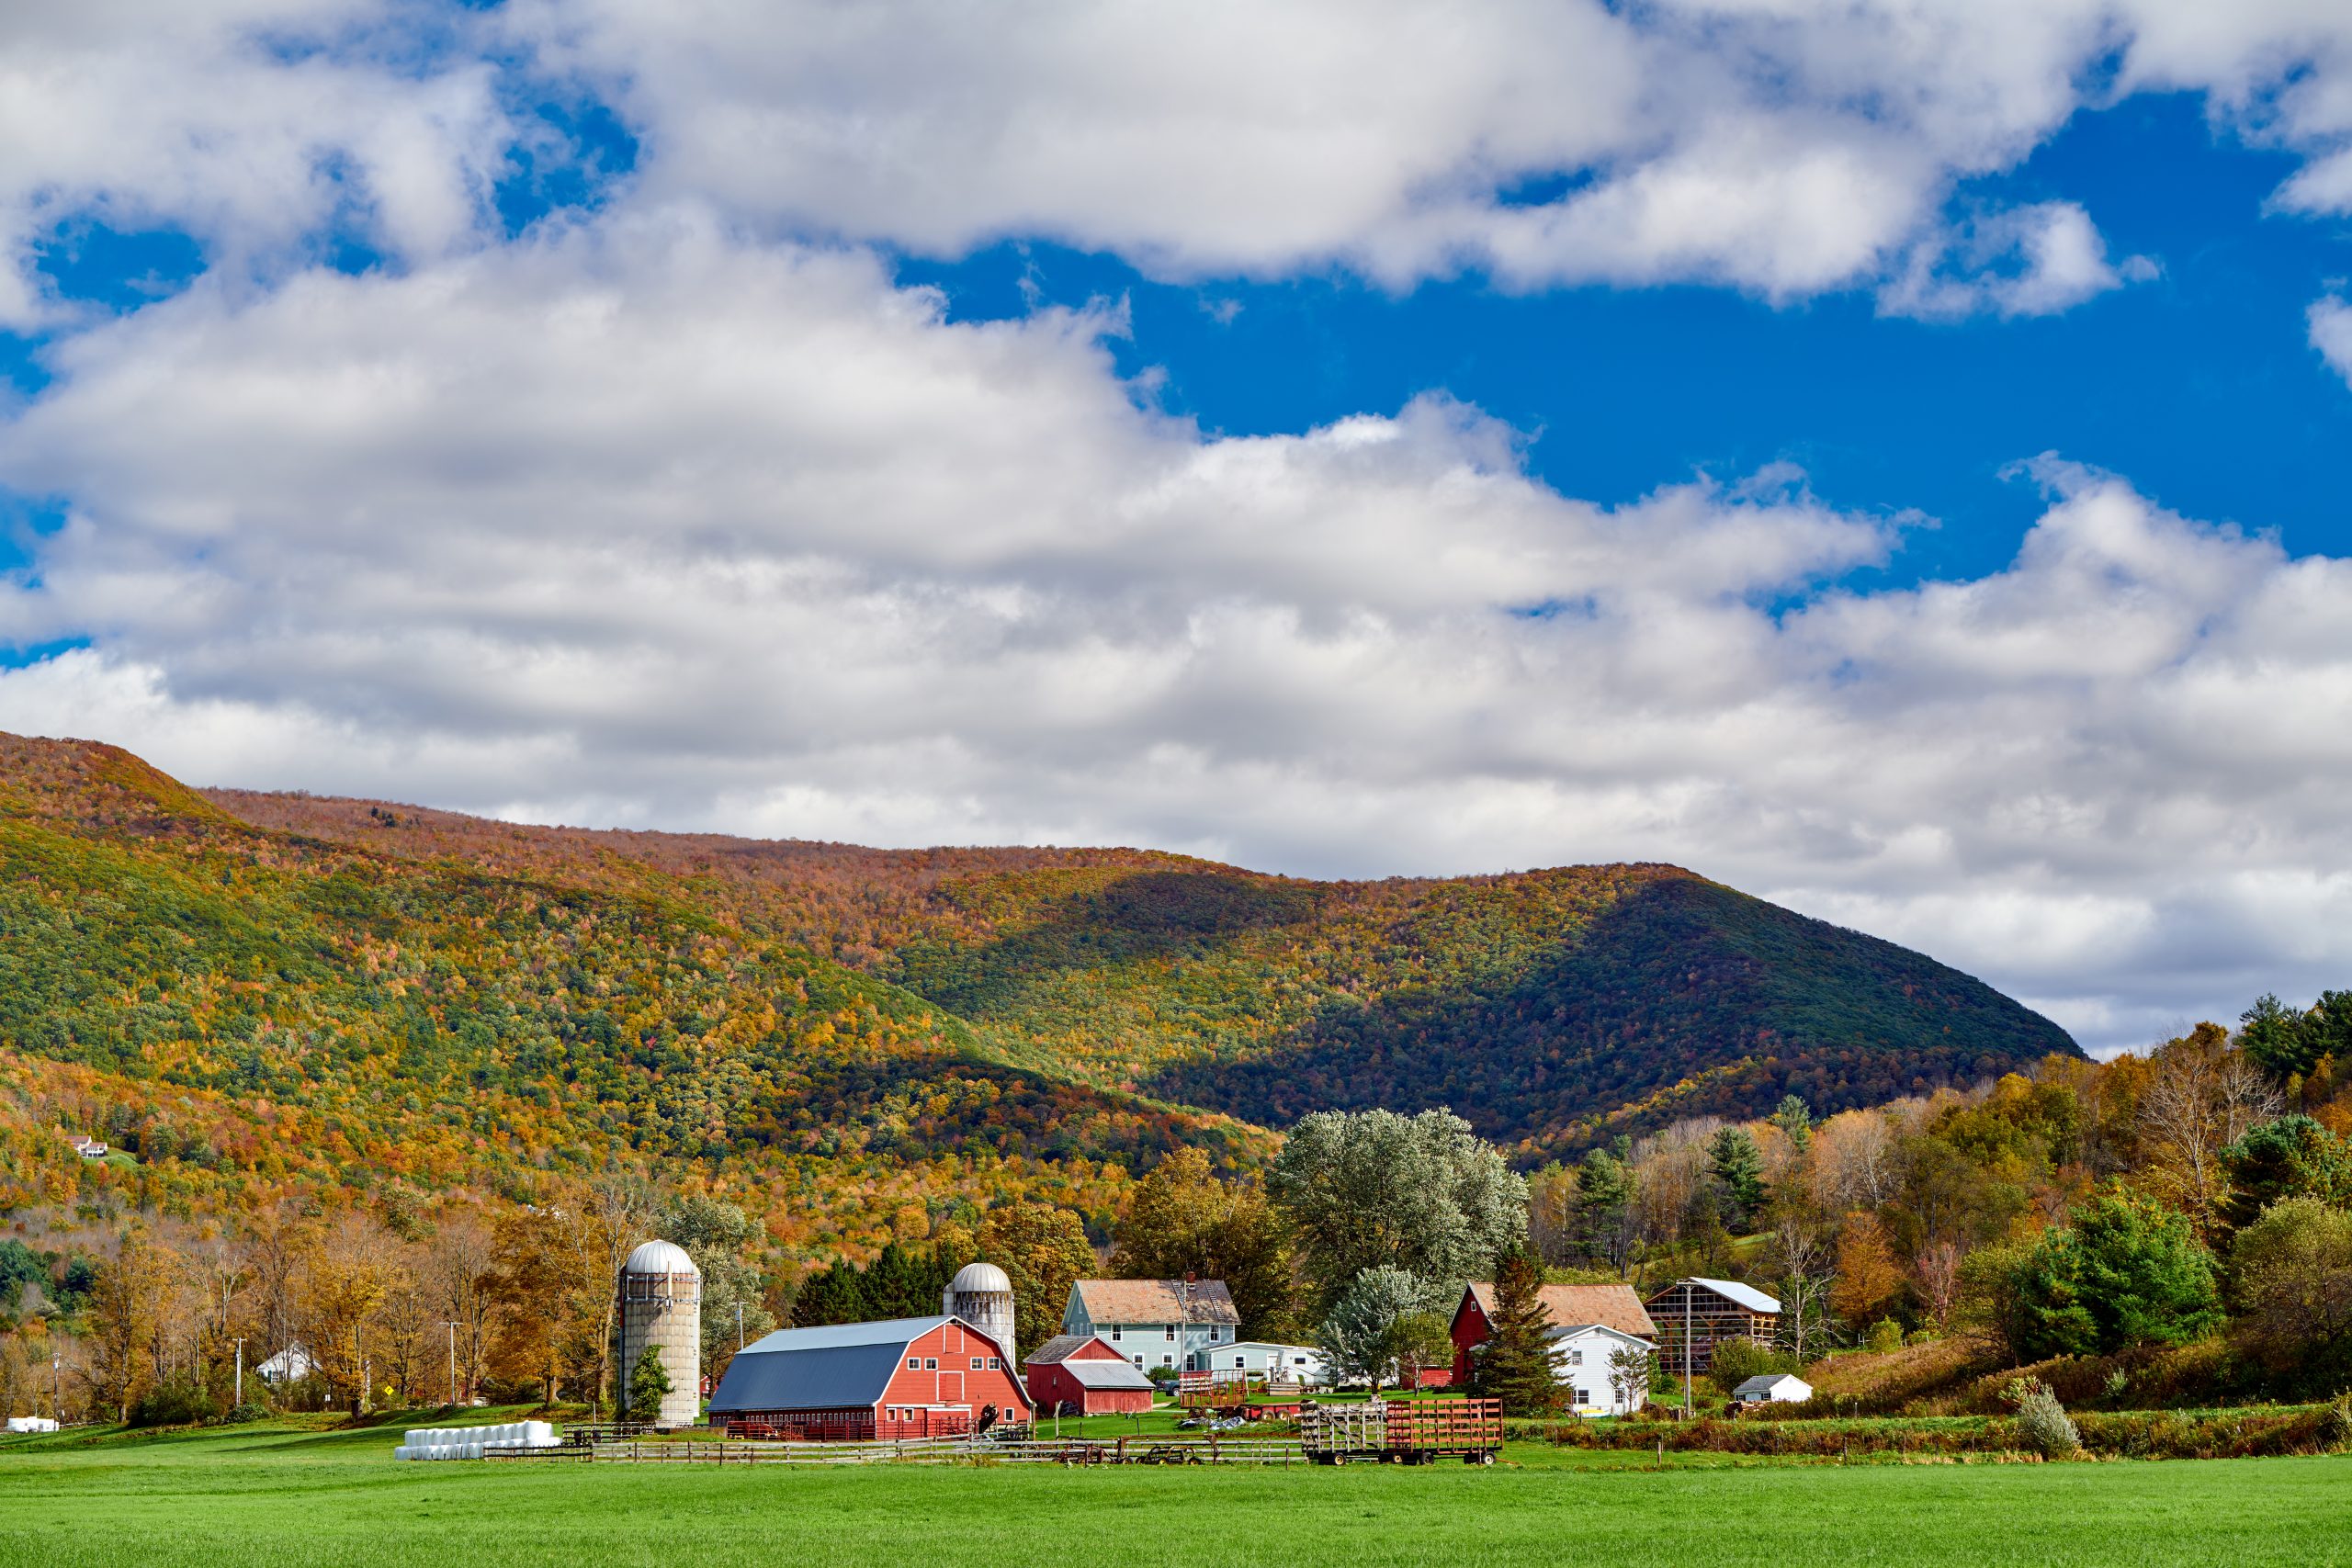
[65,1134,106,1160]
[1732,1372,1812,1405]
[257,1344,316,1384]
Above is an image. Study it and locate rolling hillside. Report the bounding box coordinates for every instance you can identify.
[0,731,2077,1253]
[0,736,1251,1255]
[207,754,2079,1155]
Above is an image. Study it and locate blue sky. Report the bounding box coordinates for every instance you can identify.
[1,2,2351,1055]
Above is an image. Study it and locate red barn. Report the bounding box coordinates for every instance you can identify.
[1449,1281,1657,1384]
[1023,1334,1156,1416]
[707,1315,1030,1439]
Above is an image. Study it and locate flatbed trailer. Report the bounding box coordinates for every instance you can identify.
[1299,1396,1501,1465]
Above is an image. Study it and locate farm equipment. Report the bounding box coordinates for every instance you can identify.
[1298,1397,1501,1465]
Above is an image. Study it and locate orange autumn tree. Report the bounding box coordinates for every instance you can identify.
[1831,1211,1905,1326]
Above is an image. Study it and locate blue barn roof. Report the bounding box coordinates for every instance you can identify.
[710,1315,998,1414]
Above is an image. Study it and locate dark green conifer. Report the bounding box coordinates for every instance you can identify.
[1472,1245,1561,1417]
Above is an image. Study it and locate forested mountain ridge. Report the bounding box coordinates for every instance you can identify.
[0,735,1254,1258]
[204,749,2078,1158]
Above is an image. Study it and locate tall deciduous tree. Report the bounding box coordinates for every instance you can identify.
[1110,1147,1299,1340]
[974,1204,1094,1359]
[1270,1109,1526,1310]
[1471,1246,1561,1416]
[660,1193,774,1377]
[1831,1212,1905,1325]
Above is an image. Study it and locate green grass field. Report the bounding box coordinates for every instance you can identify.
[3,1411,2349,1568]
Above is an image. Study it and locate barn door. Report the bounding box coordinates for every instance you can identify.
[941,1372,964,1404]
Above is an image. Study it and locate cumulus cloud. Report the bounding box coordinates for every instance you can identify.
[3,215,2351,1053]
[1880,203,2151,320]
[0,0,509,326]
[499,0,2352,303]
[2314,296,2352,385]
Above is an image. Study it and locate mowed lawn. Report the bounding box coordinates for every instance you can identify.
[3,1419,2349,1568]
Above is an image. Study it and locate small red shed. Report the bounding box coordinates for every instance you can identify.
[708,1315,1030,1439]
[1024,1333,1156,1416]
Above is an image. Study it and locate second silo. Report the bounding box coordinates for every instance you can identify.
[617,1238,702,1427]
[943,1260,1018,1358]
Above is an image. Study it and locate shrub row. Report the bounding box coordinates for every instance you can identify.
[1541,1404,2346,1461]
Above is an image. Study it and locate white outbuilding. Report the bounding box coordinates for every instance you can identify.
[1731,1372,1813,1405]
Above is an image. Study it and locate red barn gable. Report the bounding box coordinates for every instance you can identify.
[709,1315,1030,1439]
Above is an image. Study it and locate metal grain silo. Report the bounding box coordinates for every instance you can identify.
[942,1260,1018,1359]
[617,1238,702,1427]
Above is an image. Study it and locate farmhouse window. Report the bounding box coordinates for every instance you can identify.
[1575,1388,1591,1404]
[1110,1325,1122,1341]
[1161,1353,1174,1367]
[1165,1325,1176,1341]
[1568,1350,1583,1366]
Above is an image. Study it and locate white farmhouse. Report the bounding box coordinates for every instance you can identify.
[1547,1324,1658,1416]
[1732,1372,1813,1405]
[1060,1280,1240,1372]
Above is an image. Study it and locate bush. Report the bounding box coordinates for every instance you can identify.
[219,1403,268,1426]
[2326,1393,2352,1451]
[1706,1336,1798,1397]
[1145,1364,1180,1388]
[129,1379,213,1428]
[1865,1318,1904,1353]
[2007,1379,2079,1459]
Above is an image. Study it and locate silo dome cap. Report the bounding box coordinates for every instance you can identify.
[624,1239,700,1276]
[948,1261,1012,1293]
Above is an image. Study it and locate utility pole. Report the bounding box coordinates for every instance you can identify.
[51,1355,61,1422]
[233,1339,245,1409]
[1681,1285,1692,1419]
[443,1322,459,1408]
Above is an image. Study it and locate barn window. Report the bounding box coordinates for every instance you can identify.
[970,1358,982,1371]
[923,1358,938,1370]
[905,1357,919,1370]
[988,1358,1001,1370]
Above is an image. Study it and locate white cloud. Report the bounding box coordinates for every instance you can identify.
[1879,202,2149,319]
[4,215,2351,1055]
[496,0,2352,305]
[0,0,509,327]
[2313,296,2352,385]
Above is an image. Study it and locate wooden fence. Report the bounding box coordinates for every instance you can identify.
[487,1434,1306,1467]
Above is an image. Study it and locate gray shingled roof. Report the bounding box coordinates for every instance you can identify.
[709,1315,949,1414]
[1023,1334,1100,1366]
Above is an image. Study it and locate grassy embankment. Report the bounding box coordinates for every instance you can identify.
[4,1408,2351,1568]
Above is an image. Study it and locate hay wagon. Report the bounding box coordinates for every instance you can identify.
[1299,1397,1500,1465]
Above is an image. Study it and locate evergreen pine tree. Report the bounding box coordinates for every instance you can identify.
[625,1343,672,1425]
[791,1262,866,1326]
[1472,1246,1562,1416]
[1707,1126,1768,1231]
